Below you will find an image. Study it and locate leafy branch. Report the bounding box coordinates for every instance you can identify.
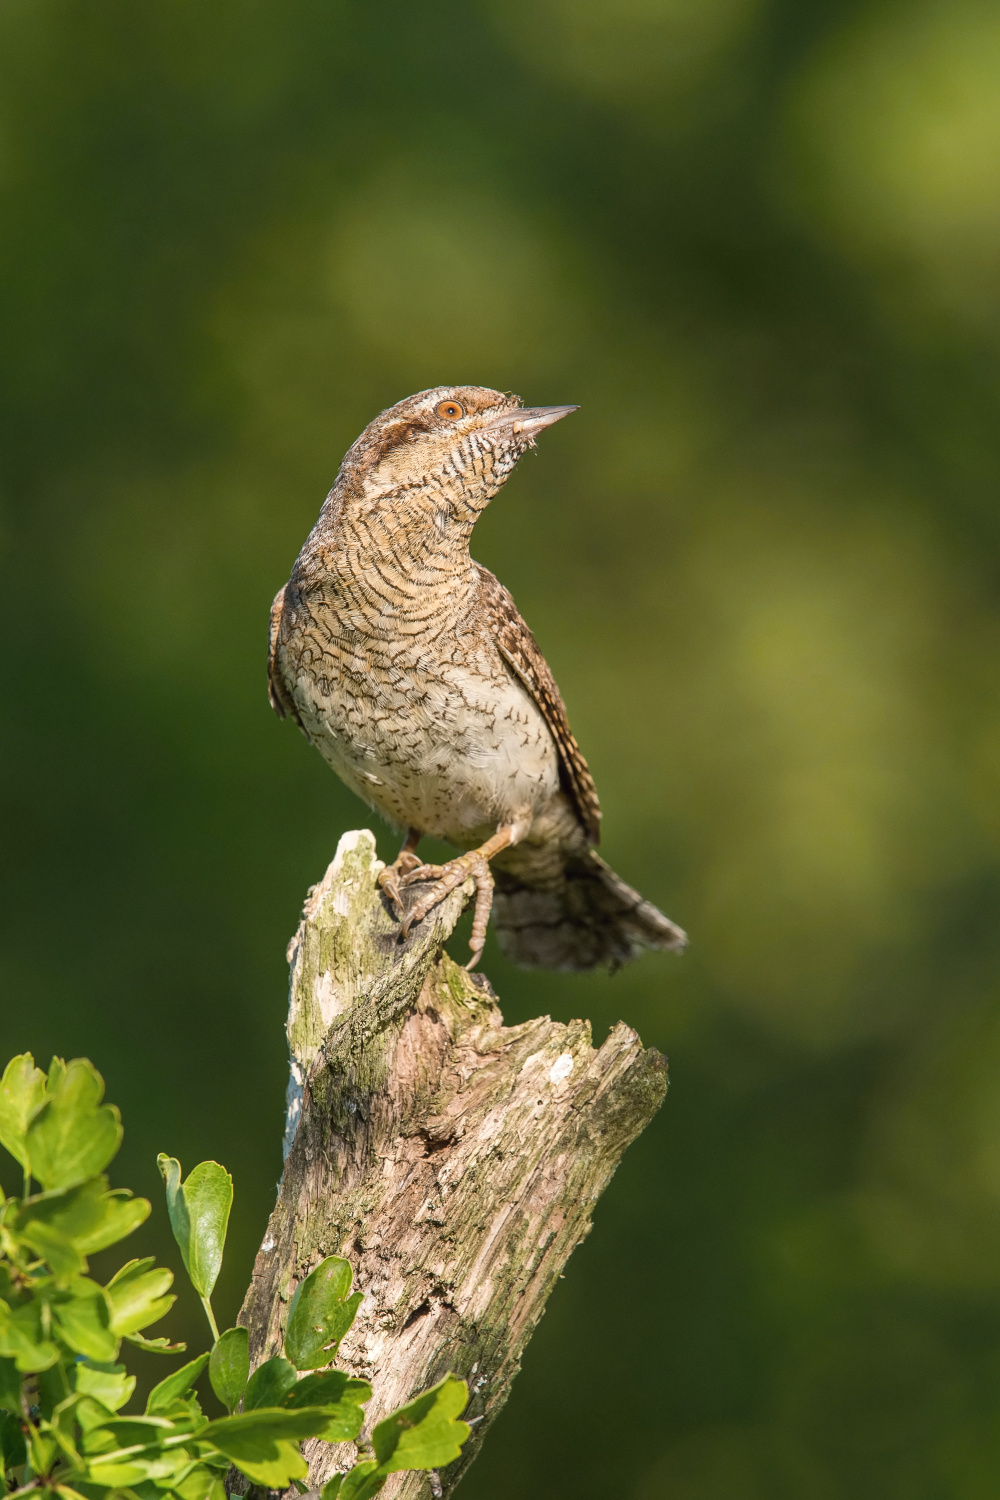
[0,1053,470,1500]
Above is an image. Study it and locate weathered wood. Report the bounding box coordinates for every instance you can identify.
[239,830,667,1498]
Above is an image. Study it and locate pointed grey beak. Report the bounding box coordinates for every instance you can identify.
[486,405,578,440]
[510,405,579,438]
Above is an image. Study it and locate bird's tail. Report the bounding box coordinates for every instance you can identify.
[491,850,687,972]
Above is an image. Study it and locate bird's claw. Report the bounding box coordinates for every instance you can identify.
[377,867,405,916]
[400,861,447,886]
[377,850,423,917]
[398,854,494,970]
[398,856,474,937]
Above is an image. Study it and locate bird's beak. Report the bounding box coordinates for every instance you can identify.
[492,405,579,439]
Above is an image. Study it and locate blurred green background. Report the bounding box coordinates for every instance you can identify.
[4,0,1000,1493]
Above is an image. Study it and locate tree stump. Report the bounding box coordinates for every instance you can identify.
[239,831,667,1498]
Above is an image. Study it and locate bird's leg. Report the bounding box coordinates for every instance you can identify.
[465,857,495,972]
[377,827,423,916]
[399,825,518,970]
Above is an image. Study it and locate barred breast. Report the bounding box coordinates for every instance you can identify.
[276,593,561,847]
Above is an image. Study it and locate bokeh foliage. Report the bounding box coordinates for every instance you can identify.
[3,0,1000,1495]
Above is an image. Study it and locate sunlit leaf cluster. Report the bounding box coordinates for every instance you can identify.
[0,1055,469,1500]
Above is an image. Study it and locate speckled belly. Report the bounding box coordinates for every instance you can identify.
[292,658,561,846]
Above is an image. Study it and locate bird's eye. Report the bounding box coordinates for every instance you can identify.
[435,400,465,420]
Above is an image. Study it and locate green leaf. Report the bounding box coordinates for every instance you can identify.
[35,1361,70,1421]
[86,1414,177,1446]
[18,1178,117,1245]
[172,1462,228,1500]
[158,1154,188,1260]
[14,1178,149,1259]
[200,1406,333,1447]
[105,1257,175,1335]
[27,1061,122,1191]
[52,1282,118,1362]
[320,1402,366,1443]
[200,1409,331,1489]
[321,1476,345,1500]
[209,1326,249,1413]
[158,1156,232,1301]
[61,1470,100,1500]
[200,1449,236,1473]
[78,1190,151,1253]
[125,1330,187,1354]
[281,1370,367,1409]
[283,1371,370,1443]
[180,1160,232,1302]
[46,1393,87,1467]
[84,1460,157,1487]
[0,1355,21,1411]
[284,1257,362,1371]
[223,1437,307,1489]
[0,1054,46,1173]
[15,1220,83,1284]
[147,1352,210,1413]
[73,1361,135,1412]
[74,1395,120,1433]
[339,1460,385,1500]
[78,1425,118,1454]
[25,1419,57,1476]
[0,1298,60,1372]
[84,1448,193,1488]
[372,1375,469,1474]
[0,1408,27,1470]
[244,1355,297,1411]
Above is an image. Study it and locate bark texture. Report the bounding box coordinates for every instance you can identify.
[239,830,667,1499]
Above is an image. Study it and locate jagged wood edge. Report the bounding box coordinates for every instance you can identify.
[238,831,668,1499]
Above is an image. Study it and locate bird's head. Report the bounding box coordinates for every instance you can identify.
[336,385,577,518]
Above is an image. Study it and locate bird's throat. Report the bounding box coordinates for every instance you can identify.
[300,486,480,638]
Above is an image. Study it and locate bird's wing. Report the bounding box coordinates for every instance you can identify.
[267,585,305,727]
[475,564,601,844]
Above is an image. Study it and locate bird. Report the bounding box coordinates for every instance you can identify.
[268,385,687,972]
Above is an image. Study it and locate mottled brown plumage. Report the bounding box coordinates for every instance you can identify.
[268,384,686,969]
[475,564,601,845]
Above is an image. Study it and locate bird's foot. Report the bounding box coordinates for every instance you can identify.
[377,848,424,917]
[400,853,495,970]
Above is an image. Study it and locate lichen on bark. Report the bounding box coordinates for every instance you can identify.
[240,830,667,1499]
